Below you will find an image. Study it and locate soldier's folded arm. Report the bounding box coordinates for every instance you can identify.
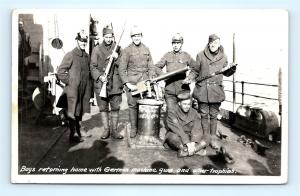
[166,113,190,145]
[57,52,73,85]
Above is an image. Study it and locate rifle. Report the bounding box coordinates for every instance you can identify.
[196,34,237,83]
[195,62,237,83]
[131,67,189,96]
[99,22,126,98]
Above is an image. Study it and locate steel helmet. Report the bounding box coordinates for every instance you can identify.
[130,25,142,37]
[172,33,183,43]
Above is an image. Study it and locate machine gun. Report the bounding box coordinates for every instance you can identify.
[99,22,126,98]
[131,67,189,97]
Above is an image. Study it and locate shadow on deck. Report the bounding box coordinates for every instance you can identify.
[18,105,281,176]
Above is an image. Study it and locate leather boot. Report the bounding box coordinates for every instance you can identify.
[75,117,84,142]
[210,119,220,149]
[68,118,77,143]
[111,111,123,139]
[100,112,110,139]
[217,146,235,164]
[201,118,210,136]
[129,108,138,138]
[210,118,218,136]
[177,144,189,158]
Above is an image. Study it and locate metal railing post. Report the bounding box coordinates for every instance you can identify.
[241,81,244,105]
[232,74,236,112]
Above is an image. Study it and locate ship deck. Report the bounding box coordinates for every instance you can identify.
[18,97,281,176]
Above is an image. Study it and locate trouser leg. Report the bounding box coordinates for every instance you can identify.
[198,102,210,136]
[209,103,221,149]
[165,132,183,151]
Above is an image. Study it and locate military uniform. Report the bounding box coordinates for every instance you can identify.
[155,51,195,111]
[188,35,228,146]
[57,47,92,118]
[57,46,92,142]
[90,24,124,139]
[165,104,203,148]
[118,42,156,137]
[90,41,123,111]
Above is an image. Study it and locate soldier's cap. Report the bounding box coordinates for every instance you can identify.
[172,33,184,43]
[177,91,191,101]
[103,24,114,36]
[19,20,24,25]
[130,25,142,37]
[75,29,88,42]
[208,34,220,43]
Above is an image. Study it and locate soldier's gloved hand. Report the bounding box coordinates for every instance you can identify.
[126,83,137,91]
[98,75,107,83]
[229,62,238,67]
[182,77,191,84]
[112,51,119,59]
[107,52,119,60]
[186,142,196,156]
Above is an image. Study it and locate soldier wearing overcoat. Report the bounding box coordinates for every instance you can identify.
[57,30,92,142]
[90,25,123,139]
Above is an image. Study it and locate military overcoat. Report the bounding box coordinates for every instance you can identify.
[189,45,228,103]
[166,105,203,145]
[90,41,123,95]
[57,47,92,117]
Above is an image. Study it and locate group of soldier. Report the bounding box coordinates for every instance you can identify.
[55,24,236,162]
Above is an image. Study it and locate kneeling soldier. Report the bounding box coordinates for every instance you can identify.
[164,92,235,163]
[164,92,210,157]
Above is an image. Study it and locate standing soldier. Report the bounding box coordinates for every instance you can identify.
[90,25,124,140]
[57,30,92,143]
[118,25,157,138]
[155,33,195,113]
[183,34,236,149]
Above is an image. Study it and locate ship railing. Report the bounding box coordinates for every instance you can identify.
[223,79,279,111]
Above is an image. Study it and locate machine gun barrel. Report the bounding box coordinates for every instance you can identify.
[131,67,189,96]
[152,67,189,83]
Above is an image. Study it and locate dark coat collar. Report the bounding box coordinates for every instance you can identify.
[204,44,225,63]
[175,105,195,123]
[72,47,88,57]
[100,41,116,51]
